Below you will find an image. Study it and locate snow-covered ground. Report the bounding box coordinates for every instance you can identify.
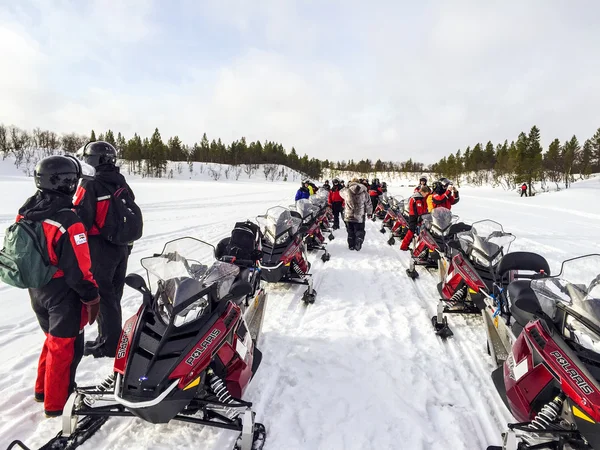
[1,171,600,450]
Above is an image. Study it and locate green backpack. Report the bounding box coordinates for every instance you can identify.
[0,219,58,289]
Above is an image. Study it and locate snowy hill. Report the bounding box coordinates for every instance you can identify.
[1,159,600,449]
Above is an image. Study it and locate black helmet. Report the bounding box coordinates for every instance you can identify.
[439,178,452,188]
[34,155,81,195]
[332,178,340,184]
[419,176,427,184]
[77,141,117,167]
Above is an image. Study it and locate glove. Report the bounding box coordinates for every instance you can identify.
[83,297,101,325]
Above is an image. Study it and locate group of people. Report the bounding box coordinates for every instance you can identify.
[7,141,141,417]
[400,176,459,251]
[294,175,459,253]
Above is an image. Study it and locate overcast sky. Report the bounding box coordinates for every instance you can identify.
[1,0,599,164]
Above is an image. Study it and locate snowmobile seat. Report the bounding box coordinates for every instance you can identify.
[216,222,260,262]
[448,222,471,236]
[508,280,539,335]
[496,252,550,286]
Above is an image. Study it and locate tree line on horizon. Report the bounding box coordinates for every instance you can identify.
[431,125,600,193]
[1,122,598,190]
[0,124,427,180]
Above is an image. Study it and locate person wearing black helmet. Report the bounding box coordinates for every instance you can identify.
[74,141,142,358]
[431,178,459,210]
[328,178,344,229]
[414,176,428,193]
[16,155,100,416]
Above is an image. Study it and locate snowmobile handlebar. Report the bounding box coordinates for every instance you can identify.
[219,255,259,268]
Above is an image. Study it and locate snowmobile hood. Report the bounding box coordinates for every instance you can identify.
[348,182,367,195]
[18,190,73,221]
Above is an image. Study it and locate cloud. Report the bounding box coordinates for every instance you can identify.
[1,0,599,164]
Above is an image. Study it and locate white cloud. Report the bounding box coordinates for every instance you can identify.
[1,0,599,164]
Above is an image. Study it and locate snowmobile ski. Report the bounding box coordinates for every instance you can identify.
[7,415,109,450]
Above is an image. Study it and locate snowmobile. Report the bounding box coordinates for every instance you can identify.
[257,206,318,304]
[372,192,391,221]
[379,196,408,245]
[488,254,600,450]
[430,220,534,338]
[295,199,331,261]
[215,221,268,326]
[406,207,471,279]
[309,189,335,239]
[10,237,268,450]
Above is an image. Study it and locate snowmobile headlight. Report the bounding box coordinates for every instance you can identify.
[275,231,290,245]
[173,297,210,327]
[471,248,491,268]
[491,253,503,267]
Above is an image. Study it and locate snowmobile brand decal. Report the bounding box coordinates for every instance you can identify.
[550,350,594,395]
[74,233,87,245]
[185,329,221,366]
[117,319,135,359]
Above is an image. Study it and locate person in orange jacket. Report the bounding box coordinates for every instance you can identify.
[400,185,431,251]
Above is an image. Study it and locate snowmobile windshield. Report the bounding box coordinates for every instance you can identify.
[141,238,239,327]
[458,220,515,267]
[531,255,600,334]
[379,192,390,205]
[257,206,301,246]
[297,198,319,221]
[429,207,454,236]
[390,195,404,211]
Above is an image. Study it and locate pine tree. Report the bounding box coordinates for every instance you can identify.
[590,128,600,172]
[579,139,593,179]
[90,130,96,142]
[104,130,116,146]
[543,138,562,188]
[147,128,167,177]
[562,135,580,188]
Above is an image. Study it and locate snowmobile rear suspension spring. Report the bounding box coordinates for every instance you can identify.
[208,370,234,405]
[84,373,116,407]
[449,286,467,304]
[529,395,564,430]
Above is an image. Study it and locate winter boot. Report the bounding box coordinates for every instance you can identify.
[355,238,363,251]
[400,230,414,251]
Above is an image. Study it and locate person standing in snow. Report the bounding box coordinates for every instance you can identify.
[369,179,383,214]
[520,183,528,197]
[414,176,428,193]
[431,178,459,210]
[340,178,372,251]
[400,185,431,251]
[74,141,141,358]
[328,178,344,230]
[295,181,310,201]
[18,155,100,416]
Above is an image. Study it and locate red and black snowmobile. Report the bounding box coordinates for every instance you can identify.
[372,192,391,221]
[379,196,408,245]
[430,220,536,338]
[257,206,317,304]
[309,188,335,237]
[488,254,600,450]
[406,207,471,279]
[295,199,331,261]
[10,238,268,450]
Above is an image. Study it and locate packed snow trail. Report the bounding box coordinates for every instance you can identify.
[2,177,600,449]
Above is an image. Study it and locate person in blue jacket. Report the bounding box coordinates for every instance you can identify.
[295,181,310,201]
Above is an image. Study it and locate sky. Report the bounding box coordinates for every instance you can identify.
[1,0,599,164]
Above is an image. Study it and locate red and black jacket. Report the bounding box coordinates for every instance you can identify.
[328,185,344,205]
[17,191,98,302]
[369,184,382,197]
[407,192,429,217]
[432,189,459,210]
[73,166,134,238]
